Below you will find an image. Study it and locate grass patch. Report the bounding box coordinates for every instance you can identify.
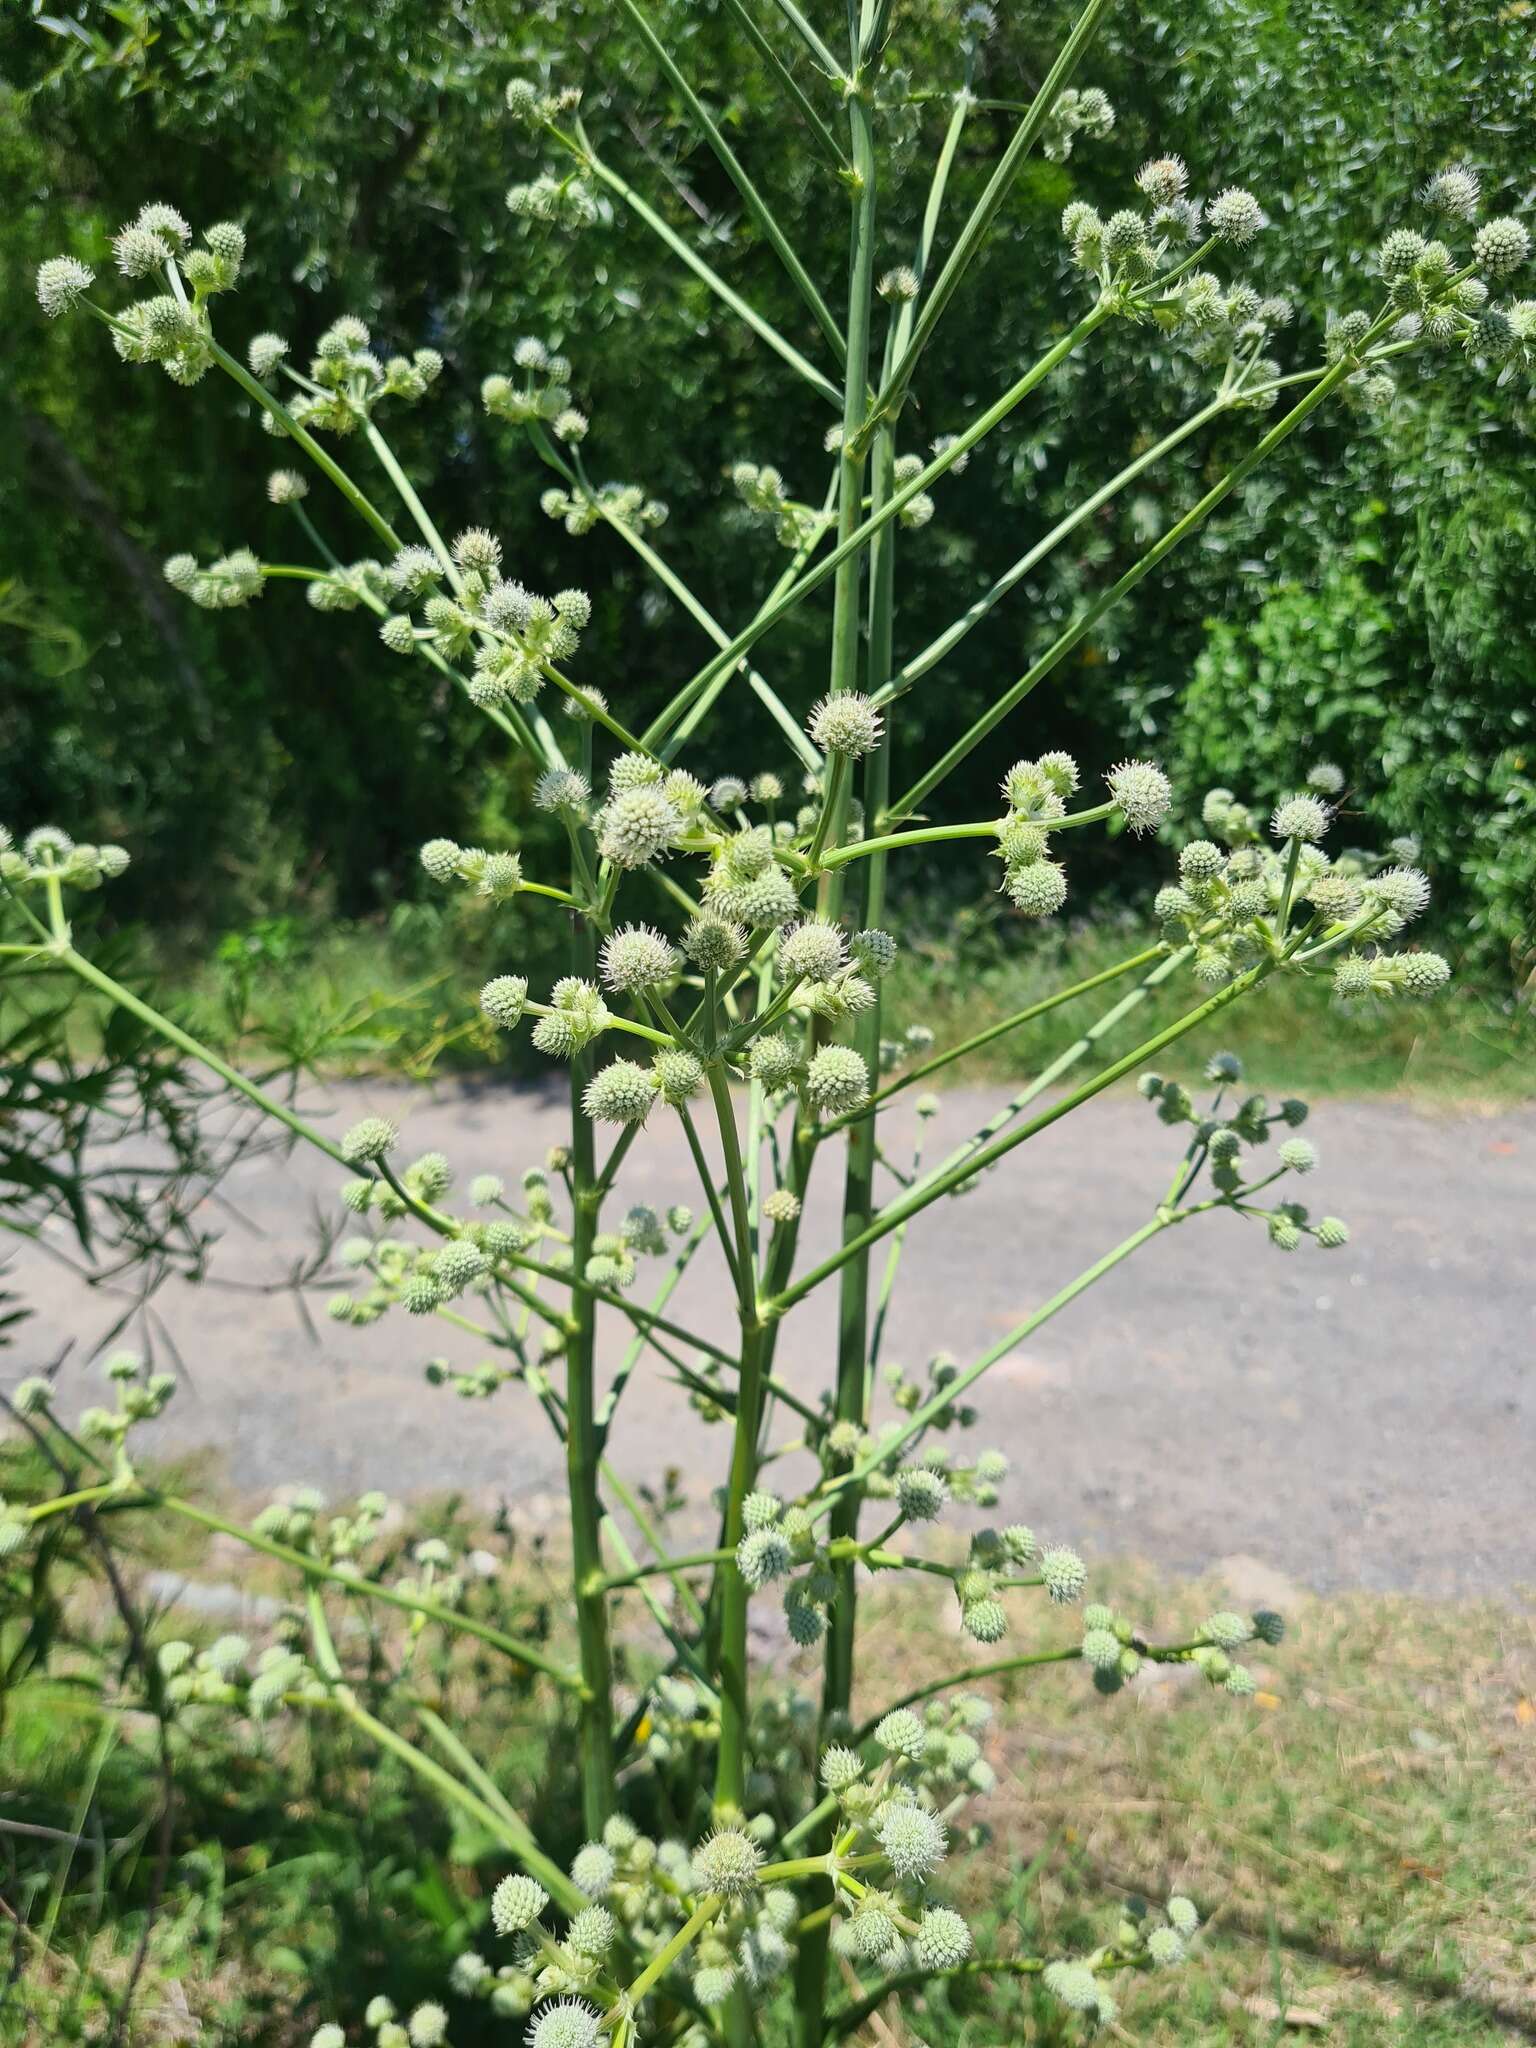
[853,1566,1536,2045]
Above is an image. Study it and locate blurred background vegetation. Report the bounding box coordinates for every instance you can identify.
[2,0,1533,1084]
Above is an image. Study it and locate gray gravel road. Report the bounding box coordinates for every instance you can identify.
[9,1080,1534,1598]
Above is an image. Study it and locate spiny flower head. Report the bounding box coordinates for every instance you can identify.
[597,787,682,868]
[1271,793,1330,842]
[342,1117,397,1162]
[778,919,846,984]
[652,1048,705,1105]
[1006,859,1067,917]
[36,255,96,317]
[896,1466,949,1522]
[481,975,530,1028]
[1278,1137,1316,1174]
[1040,1545,1087,1603]
[599,923,679,992]
[804,1045,870,1117]
[737,1526,792,1587]
[875,1802,947,1879]
[1201,1610,1254,1650]
[809,692,882,757]
[747,1034,802,1090]
[1423,163,1481,220]
[1207,186,1266,244]
[821,1744,865,1790]
[407,2003,449,2046]
[962,1597,1007,1643]
[1043,1960,1103,2012]
[693,1827,762,1897]
[582,1059,656,1125]
[1366,865,1431,926]
[570,1842,616,1895]
[529,1999,603,2048]
[916,1906,973,1970]
[874,1708,927,1761]
[1106,759,1172,832]
[492,1872,549,1933]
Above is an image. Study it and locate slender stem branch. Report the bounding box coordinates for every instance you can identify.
[861,0,1117,437]
[616,0,845,359]
[571,125,842,407]
[717,0,849,166]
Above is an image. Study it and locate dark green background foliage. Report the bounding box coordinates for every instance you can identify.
[2,0,1531,967]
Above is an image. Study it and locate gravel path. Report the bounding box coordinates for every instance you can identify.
[10,1079,1534,1599]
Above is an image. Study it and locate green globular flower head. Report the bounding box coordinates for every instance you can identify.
[570,1842,616,1895]
[582,1060,655,1126]
[896,1466,949,1522]
[1207,186,1265,244]
[804,1045,870,1118]
[1040,1545,1087,1603]
[1006,859,1067,917]
[693,1827,762,1898]
[1081,1627,1121,1671]
[683,910,747,971]
[342,1117,397,1163]
[1474,216,1530,278]
[874,1708,927,1761]
[736,1526,792,1588]
[599,923,679,993]
[747,1034,802,1091]
[1278,1137,1317,1174]
[407,2003,448,2047]
[310,2027,346,2048]
[1395,950,1450,998]
[491,1872,548,1933]
[1271,794,1330,842]
[778,919,846,984]
[962,1597,1007,1643]
[915,1906,973,1971]
[1315,1216,1350,1249]
[808,692,882,757]
[37,256,96,317]
[1106,759,1173,832]
[480,975,529,1028]
[1148,1926,1186,1967]
[597,788,682,868]
[875,1802,947,1879]
[530,2000,603,2048]
[763,1188,800,1225]
[652,1048,705,1105]
[1178,839,1224,883]
[1201,1610,1254,1650]
[1043,1960,1101,2012]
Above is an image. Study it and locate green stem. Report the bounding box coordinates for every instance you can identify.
[848,943,1165,1117]
[876,393,1228,703]
[625,1896,725,2005]
[853,1646,1082,1739]
[643,304,1111,751]
[717,0,848,167]
[568,926,618,1833]
[772,956,1276,1316]
[860,0,1117,439]
[888,341,1382,822]
[572,126,841,407]
[616,0,845,359]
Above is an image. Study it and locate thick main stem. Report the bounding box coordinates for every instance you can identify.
[567,915,617,1833]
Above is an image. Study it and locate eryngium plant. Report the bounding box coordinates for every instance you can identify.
[14,3,1520,2040]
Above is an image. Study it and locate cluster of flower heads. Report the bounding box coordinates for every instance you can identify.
[247,313,444,437]
[37,202,246,385]
[993,751,1172,916]
[313,1996,455,2048]
[481,336,580,429]
[371,528,594,701]
[540,478,669,536]
[1359,166,1534,385]
[1040,85,1115,164]
[0,1357,179,1510]
[1139,1052,1351,1252]
[507,170,600,232]
[1152,782,1448,994]
[0,824,130,894]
